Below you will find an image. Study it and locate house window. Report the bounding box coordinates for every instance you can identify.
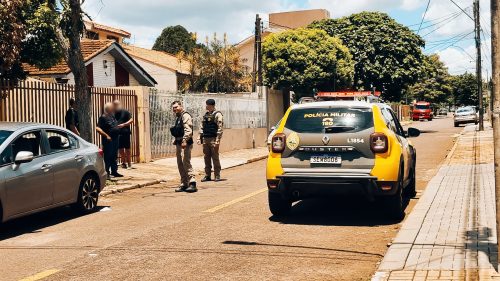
[86,63,94,87]
[106,35,119,42]
[86,31,99,40]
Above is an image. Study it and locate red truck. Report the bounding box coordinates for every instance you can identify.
[412,101,433,121]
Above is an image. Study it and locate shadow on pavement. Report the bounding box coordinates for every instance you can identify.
[269,197,408,226]
[0,206,107,241]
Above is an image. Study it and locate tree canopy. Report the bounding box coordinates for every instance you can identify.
[452,73,478,106]
[310,12,425,101]
[0,0,63,80]
[407,54,452,105]
[182,37,250,93]
[153,25,197,55]
[262,28,354,98]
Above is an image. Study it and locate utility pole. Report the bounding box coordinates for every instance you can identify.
[491,0,500,271]
[252,14,262,92]
[474,0,484,131]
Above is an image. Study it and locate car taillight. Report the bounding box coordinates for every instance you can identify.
[98,148,104,157]
[271,133,286,153]
[370,133,388,153]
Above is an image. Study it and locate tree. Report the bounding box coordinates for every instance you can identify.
[0,0,63,80]
[183,36,250,93]
[153,25,197,55]
[407,54,453,105]
[452,73,478,106]
[59,0,92,141]
[262,28,354,99]
[310,12,425,101]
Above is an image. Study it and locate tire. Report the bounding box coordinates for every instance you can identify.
[74,174,100,213]
[454,122,459,127]
[268,192,291,217]
[428,117,433,121]
[405,168,417,198]
[382,169,405,220]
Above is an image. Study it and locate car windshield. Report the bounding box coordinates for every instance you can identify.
[285,107,373,133]
[415,105,429,110]
[457,108,475,114]
[0,130,13,146]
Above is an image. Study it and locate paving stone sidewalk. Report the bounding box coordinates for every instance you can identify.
[102,147,268,196]
[373,124,500,281]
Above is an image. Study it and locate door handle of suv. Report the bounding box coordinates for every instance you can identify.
[41,164,53,172]
[75,155,84,162]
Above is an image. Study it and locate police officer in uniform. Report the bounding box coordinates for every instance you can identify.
[198,99,223,182]
[170,101,197,193]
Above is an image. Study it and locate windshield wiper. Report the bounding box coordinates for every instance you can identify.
[324,125,356,133]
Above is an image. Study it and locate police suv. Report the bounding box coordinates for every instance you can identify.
[266,92,420,219]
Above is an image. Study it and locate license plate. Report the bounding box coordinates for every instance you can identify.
[310,155,342,164]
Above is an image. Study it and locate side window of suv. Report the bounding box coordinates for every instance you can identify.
[381,108,398,133]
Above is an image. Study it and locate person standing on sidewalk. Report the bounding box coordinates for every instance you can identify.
[96,102,124,179]
[198,99,223,182]
[113,100,134,169]
[65,98,80,136]
[170,101,197,193]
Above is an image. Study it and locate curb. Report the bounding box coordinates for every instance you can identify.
[101,153,268,197]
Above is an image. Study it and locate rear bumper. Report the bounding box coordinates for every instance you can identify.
[412,113,431,119]
[268,173,398,200]
[454,117,477,124]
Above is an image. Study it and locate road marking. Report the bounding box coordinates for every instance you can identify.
[19,269,60,281]
[203,188,267,213]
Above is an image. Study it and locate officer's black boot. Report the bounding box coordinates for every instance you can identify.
[185,182,198,193]
[201,175,212,182]
[175,184,188,192]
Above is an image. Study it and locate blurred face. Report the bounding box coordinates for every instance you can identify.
[113,101,122,111]
[172,103,183,114]
[104,103,114,114]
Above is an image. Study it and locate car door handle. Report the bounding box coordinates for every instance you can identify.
[41,164,53,172]
[75,155,84,162]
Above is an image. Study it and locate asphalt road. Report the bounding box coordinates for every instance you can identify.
[0,116,464,281]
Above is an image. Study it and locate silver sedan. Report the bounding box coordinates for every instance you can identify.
[0,123,107,223]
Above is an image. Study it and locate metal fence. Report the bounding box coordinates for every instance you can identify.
[149,89,266,159]
[0,79,140,162]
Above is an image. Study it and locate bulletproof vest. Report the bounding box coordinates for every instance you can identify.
[170,112,193,145]
[202,111,220,138]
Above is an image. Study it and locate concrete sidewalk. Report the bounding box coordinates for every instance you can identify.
[102,147,268,196]
[373,124,500,281]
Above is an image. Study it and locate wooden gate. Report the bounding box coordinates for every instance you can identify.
[0,79,140,162]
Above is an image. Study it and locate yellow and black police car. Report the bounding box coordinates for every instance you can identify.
[266,92,420,219]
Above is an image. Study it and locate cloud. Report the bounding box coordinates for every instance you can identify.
[82,0,297,48]
[306,0,422,17]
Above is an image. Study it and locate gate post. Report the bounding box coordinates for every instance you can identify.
[134,86,152,163]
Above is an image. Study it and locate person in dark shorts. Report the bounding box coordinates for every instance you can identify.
[114,100,134,169]
[96,102,124,179]
[65,98,80,135]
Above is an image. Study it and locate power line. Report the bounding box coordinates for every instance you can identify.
[449,0,474,21]
[412,11,462,33]
[421,11,465,37]
[425,30,475,52]
[417,0,432,34]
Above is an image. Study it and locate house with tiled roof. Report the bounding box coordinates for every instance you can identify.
[122,45,191,92]
[84,21,131,43]
[24,40,156,87]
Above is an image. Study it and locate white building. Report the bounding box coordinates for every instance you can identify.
[24,40,156,87]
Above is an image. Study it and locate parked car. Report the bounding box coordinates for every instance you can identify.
[412,101,433,121]
[266,101,420,219]
[0,123,107,223]
[454,107,478,127]
[437,108,449,116]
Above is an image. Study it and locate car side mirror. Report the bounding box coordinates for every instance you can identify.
[14,151,34,165]
[407,127,420,138]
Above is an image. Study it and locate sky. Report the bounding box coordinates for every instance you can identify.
[82,0,492,78]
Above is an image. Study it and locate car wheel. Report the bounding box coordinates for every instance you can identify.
[382,169,405,221]
[268,192,291,217]
[454,122,459,127]
[74,174,100,213]
[405,168,417,198]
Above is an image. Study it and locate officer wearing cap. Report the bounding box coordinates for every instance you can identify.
[198,99,223,182]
